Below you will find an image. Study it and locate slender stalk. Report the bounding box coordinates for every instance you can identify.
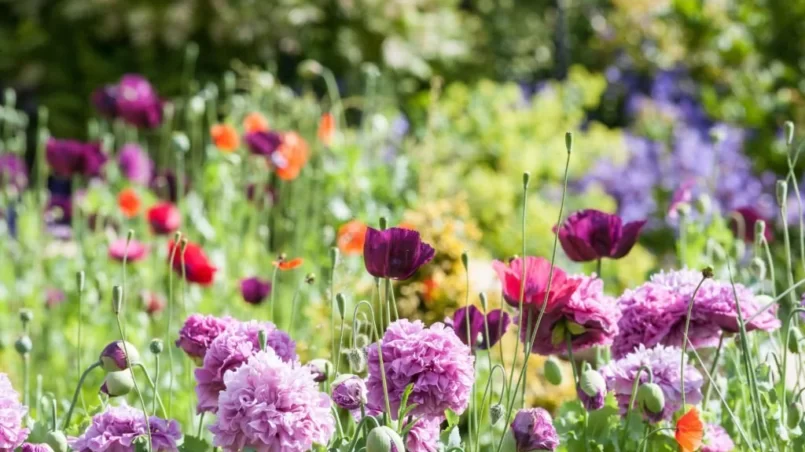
[166,233,180,417]
[352,301,392,426]
[619,365,652,449]
[116,316,152,451]
[680,274,707,410]
[22,354,30,408]
[702,335,725,406]
[330,249,338,368]
[384,278,393,327]
[152,355,160,416]
[197,412,206,438]
[781,308,805,432]
[269,266,279,323]
[63,361,101,430]
[566,337,588,452]
[135,363,168,419]
[463,256,475,452]
[288,281,302,335]
[596,258,602,280]
[76,271,85,410]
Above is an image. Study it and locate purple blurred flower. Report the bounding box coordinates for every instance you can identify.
[21,444,54,452]
[69,405,182,452]
[93,74,165,128]
[195,320,297,413]
[521,274,620,355]
[332,374,367,411]
[0,373,29,450]
[0,153,28,191]
[240,277,272,305]
[149,169,185,203]
[209,349,334,452]
[366,319,474,417]
[175,314,237,363]
[117,143,154,186]
[46,139,107,178]
[668,179,694,220]
[404,416,442,452]
[602,344,703,422]
[554,209,646,262]
[363,227,435,280]
[730,207,772,243]
[702,423,735,452]
[510,408,559,452]
[244,130,283,157]
[446,305,510,350]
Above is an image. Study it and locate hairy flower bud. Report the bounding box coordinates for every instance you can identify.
[347,348,366,373]
[45,430,69,452]
[15,336,32,355]
[638,382,665,415]
[366,426,405,452]
[490,403,504,425]
[544,357,563,386]
[332,374,367,410]
[100,370,134,397]
[149,339,164,355]
[100,340,140,372]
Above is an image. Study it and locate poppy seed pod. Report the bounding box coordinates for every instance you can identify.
[366,426,405,452]
[544,357,563,386]
[99,340,140,372]
[638,382,665,415]
[45,430,69,452]
[100,370,134,397]
[15,336,32,355]
[149,339,164,355]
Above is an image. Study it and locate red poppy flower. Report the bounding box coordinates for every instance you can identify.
[118,188,142,218]
[318,112,335,146]
[675,407,704,452]
[273,257,303,271]
[168,240,216,285]
[147,202,181,235]
[244,112,269,133]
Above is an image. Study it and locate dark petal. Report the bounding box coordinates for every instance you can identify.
[451,305,485,348]
[479,309,511,349]
[590,213,622,257]
[386,228,431,280]
[610,220,646,258]
[245,131,283,157]
[363,227,392,278]
[558,233,600,262]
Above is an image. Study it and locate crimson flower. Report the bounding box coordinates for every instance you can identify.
[363,227,435,280]
[492,256,580,312]
[147,202,181,235]
[168,240,216,285]
[554,209,646,262]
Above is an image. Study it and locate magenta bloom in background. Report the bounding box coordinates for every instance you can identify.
[209,349,335,452]
[244,130,283,157]
[0,373,29,450]
[668,179,694,220]
[446,305,510,350]
[195,320,297,413]
[108,238,148,262]
[510,408,559,452]
[93,74,164,128]
[492,256,580,312]
[522,274,620,355]
[730,207,772,243]
[69,405,181,452]
[46,139,107,178]
[0,153,28,191]
[405,416,442,452]
[363,227,435,280]
[240,277,272,305]
[45,288,66,309]
[366,319,474,417]
[554,209,646,262]
[175,314,237,363]
[602,344,703,423]
[118,143,154,186]
[702,423,735,452]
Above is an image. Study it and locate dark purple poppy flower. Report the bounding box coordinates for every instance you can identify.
[92,74,164,128]
[447,305,511,350]
[554,209,646,262]
[363,227,435,280]
[46,139,107,178]
[0,153,28,191]
[240,277,272,305]
[45,194,72,224]
[149,169,187,203]
[730,207,772,243]
[244,131,283,157]
[117,143,153,185]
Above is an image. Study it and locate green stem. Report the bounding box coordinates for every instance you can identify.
[566,337,588,452]
[680,275,707,410]
[702,335,724,407]
[135,363,168,419]
[619,365,652,450]
[197,412,206,438]
[22,354,30,408]
[152,355,160,417]
[63,361,102,430]
[269,266,279,323]
[288,281,302,335]
[166,235,180,417]
[116,317,152,451]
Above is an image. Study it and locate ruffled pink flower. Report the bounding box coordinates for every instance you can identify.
[209,350,334,452]
[175,314,237,363]
[702,423,735,452]
[366,319,474,418]
[195,320,297,413]
[492,256,581,312]
[520,274,620,355]
[68,405,181,451]
[405,417,442,452]
[21,444,54,452]
[0,373,29,450]
[109,238,148,262]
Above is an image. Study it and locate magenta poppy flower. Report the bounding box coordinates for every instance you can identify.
[668,179,694,220]
[93,74,164,128]
[363,227,435,280]
[117,143,153,186]
[491,256,580,312]
[46,138,107,178]
[554,209,646,262]
[240,277,272,305]
[0,153,28,191]
[109,238,148,262]
[730,207,772,243]
[244,131,283,157]
[446,305,510,350]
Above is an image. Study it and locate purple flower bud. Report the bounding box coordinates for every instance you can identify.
[99,341,140,371]
[510,408,559,452]
[306,359,332,383]
[554,209,646,262]
[240,277,272,305]
[21,443,55,452]
[363,227,435,280]
[332,374,367,411]
[578,368,606,411]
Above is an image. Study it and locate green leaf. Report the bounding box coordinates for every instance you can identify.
[398,383,415,422]
[180,435,211,452]
[566,321,587,336]
[445,409,460,427]
[551,323,567,346]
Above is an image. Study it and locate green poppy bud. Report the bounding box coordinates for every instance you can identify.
[354,334,370,349]
[298,60,323,79]
[100,340,140,372]
[46,430,69,452]
[544,357,563,386]
[366,426,405,452]
[15,336,32,355]
[347,349,366,373]
[112,285,123,315]
[149,339,164,355]
[100,370,134,397]
[785,121,795,146]
[336,293,346,320]
[788,328,803,355]
[490,403,504,425]
[565,132,573,154]
[580,368,606,398]
[19,309,33,324]
[461,251,469,270]
[777,180,788,207]
[638,383,665,415]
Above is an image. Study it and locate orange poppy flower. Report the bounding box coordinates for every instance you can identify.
[337,220,367,255]
[675,407,704,452]
[118,188,142,218]
[317,112,335,146]
[211,124,240,152]
[273,257,304,271]
[244,112,269,133]
[275,132,309,181]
